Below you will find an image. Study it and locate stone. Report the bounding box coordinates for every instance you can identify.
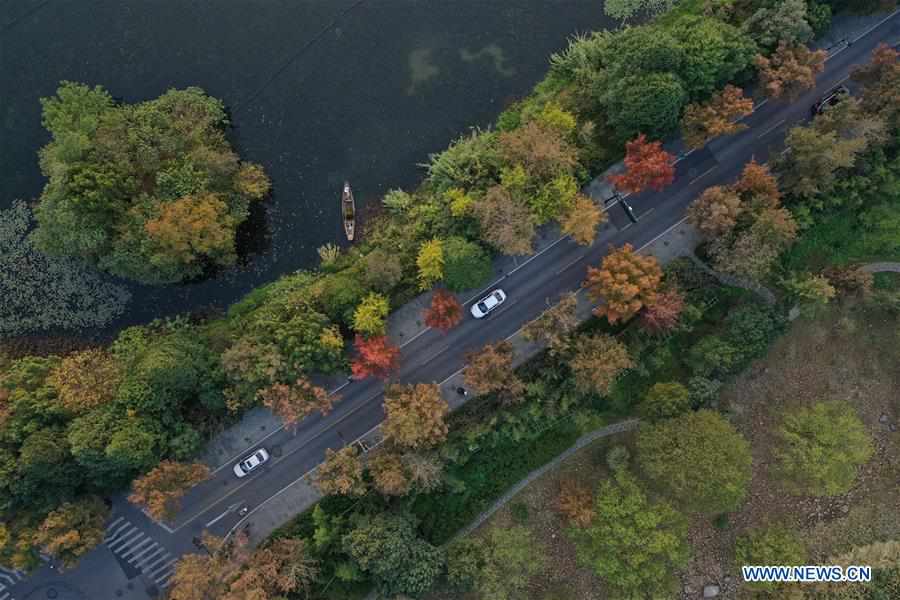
[703,584,720,597]
[788,306,801,321]
[890,424,897,432]
[880,414,889,424]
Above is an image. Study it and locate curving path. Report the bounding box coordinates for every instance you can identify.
[861,262,900,273]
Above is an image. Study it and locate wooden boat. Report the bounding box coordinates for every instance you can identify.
[342,181,355,241]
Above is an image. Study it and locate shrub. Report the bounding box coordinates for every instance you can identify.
[638,382,691,421]
[442,237,492,292]
[605,445,631,472]
[735,526,807,592]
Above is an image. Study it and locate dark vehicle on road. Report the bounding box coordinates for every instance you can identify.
[811,85,850,116]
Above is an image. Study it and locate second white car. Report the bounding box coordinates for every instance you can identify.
[470,289,507,319]
[233,448,270,478]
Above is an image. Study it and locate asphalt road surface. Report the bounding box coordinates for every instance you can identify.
[10,10,900,600]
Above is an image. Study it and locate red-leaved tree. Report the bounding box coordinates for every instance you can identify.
[424,289,463,333]
[607,134,676,194]
[350,335,401,380]
[639,289,685,334]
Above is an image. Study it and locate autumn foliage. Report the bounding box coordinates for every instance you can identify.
[584,244,663,323]
[48,349,122,414]
[144,193,238,267]
[33,496,109,568]
[382,383,449,449]
[368,451,412,497]
[681,85,754,150]
[314,446,366,496]
[464,341,525,402]
[569,333,634,396]
[755,42,826,100]
[560,194,607,246]
[129,460,210,521]
[350,335,401,380]
[522,292,580,354]
[258,377,334,431]
[424,289,463,333]
[556,479,595,527]
[229,537,319,599]
[686,186,744,238]
[852,44,900,125]
[639,289,685,334]
[607,134,675,194]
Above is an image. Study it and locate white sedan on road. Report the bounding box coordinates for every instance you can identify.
[470,289,507,319]
[233,448,270,478]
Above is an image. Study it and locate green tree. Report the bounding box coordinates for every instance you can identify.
[636,410,752,513]
[477,526,543,600]
[352,293,390,337]
[778,125,867,200]
[442,237,492,292]
[571,470,689,598]
[342,514,444,598]
[416,239,444,290]
[639,382,691,421]
[363,248,405,293]
[445,538,484,591]
[735,526,807,592]
[607,73,687,141]
[744,0,814,52]
[604,0,676,22]
[33,83,266,284]
[15,428,81,514]
[775,401,874,496]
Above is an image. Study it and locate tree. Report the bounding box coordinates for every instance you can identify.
[604,0,677,21]
[129,461,210,521]
[423,289,463,333]
[571,470,688,598]
[783,274,836,312]
[363,248,404,293]
[368,451,411,497]
[477,526,543,600]
[166,534,241,600]
[352,292,390,336]
[733,159,781,208]
[522,292,580,354]
[852,44,900,125]
[584,244,663,323]
[560,194,605,246]
[350,335,401,380]
[639,288,685,334]
[639,382,691,421]
[48,349,122,414]
[556,479,595,527]
[607,73,688,141]
[463,341,525,402]
[442,237,492,292]
[416,238,444,290]
[823,265,874,298]
[687,186,743,238]
[258,378,334,431]
[775,401,874,496]
[636,410,752,514]
[778,123,868,200]
[446,538,484,591]
[568,333,634,396]
[473,185,535,256]
[342,514,444,598]
[32,84,260,285]
[607,134,676,194]
[498,120,579,180]
[314,446,365,497]
[735,526,807,592]
[712,207,798,281]
[755,42,827,100]
[382,383,448,450]
[32,496,109,568]
[144,193,238,271]
[744,0,814,52]
[681,85,754,149]
[230,537,319,599]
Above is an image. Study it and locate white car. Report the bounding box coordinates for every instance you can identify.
[470,289,507,319]
[233,448,270,478]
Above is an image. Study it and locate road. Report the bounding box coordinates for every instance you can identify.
[9,10,900,600]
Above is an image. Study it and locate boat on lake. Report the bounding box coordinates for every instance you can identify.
[342,181,355,241]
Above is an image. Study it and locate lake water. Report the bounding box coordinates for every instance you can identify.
[0,0,614,334]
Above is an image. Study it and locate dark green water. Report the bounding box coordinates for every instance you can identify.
[0,0,614,332]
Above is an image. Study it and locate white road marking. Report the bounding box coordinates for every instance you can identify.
[757,118,786,138]
[688,166,717,186]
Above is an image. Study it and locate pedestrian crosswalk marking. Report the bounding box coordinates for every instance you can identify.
[104,518,177,588]
[0,566,24,600]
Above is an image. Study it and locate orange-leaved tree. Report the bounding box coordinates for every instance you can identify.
[463,341,525,403]
[686,186,744,238]
[368,451,411,497]
[607,134,675,194]
[556,479,594,527]
[424,289,463,333]
[313,446,366,497]
[258,377,334,432]
[560,194,607,246]
[350,335,401,380]
[32,496,109,568]
[228,537,319,599]
[639,289,685,334]
[755,42,826,100]
[852,43,900,125]
[48,349,122,415]
[583,244,663,323]
[144,192,238,267]
[382,383,449,450]
[129,461,210,521]
[568,333,634,396]
[681,85,754,150]
[522,292,580,354]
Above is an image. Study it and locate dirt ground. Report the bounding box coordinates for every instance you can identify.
[429,299,899,600]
